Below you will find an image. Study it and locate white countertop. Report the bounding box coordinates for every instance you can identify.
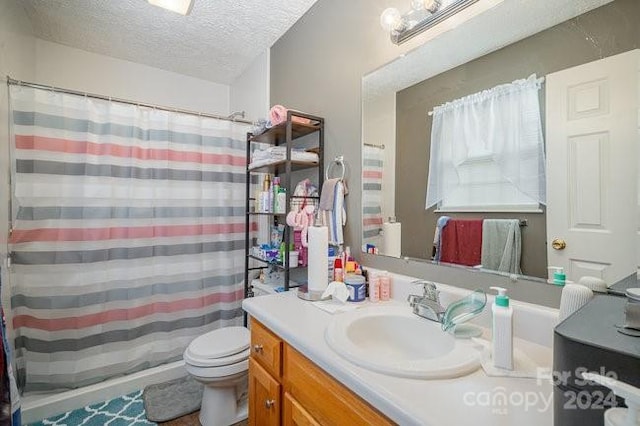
[243,291,555,426]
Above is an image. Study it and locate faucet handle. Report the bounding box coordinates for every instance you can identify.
[411,280,438,299]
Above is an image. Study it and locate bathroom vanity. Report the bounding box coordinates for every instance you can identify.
[243,274,557,426]
[248,319,392,425]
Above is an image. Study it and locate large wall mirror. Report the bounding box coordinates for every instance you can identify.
[361,0,639,287]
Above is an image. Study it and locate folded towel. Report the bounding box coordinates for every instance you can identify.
[319,180,346,245]
[269,105,312,126]
[439,219,483,266]
[319,178,340,210]
[481,219,522,274]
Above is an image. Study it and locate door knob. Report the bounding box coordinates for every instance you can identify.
[551,238,567,250]
[253,344,263,353]
[265,399,276,409]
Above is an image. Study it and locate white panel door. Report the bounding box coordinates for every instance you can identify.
[546,49,640,286]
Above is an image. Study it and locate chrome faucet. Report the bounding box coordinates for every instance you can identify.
[407,280,446,323]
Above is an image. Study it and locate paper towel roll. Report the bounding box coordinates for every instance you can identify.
[308,226,329,293]
[382,222,401,258]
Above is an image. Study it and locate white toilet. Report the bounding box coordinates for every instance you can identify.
[184,326,250,426]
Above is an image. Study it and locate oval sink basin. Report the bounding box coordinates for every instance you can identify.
[325,305,481,379]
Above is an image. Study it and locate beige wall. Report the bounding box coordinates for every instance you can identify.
[269,0,634,307]
[35,39,231,115]
[231,49,270,122]
[0,0,37,349]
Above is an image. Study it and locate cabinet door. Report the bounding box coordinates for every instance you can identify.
[284,345,393,425]
[251,319,283,379]
[283,392,320,426]
[249,358,281,426]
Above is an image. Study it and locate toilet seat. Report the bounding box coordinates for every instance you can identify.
[184,326,250,368]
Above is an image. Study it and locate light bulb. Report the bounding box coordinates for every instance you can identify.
[380,7,402,32]
[424,0,441,13]
[411,0,424,11]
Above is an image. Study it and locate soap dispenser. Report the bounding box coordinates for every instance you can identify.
[548,266,566,286]
[490,286,513,370]
[581,373,640,426]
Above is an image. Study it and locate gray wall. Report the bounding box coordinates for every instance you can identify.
[395,0,640,279]
[270,0,636,307]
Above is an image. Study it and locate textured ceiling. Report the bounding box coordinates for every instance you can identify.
[21,0,318,84]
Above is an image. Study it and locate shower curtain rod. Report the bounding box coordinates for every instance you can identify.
[6,76,254,125]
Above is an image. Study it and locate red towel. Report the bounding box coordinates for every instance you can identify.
[439,219,483,267]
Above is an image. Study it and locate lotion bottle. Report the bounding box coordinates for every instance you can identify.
[490,286,513,370]
[379,272,391,301]
[369,274,380,302]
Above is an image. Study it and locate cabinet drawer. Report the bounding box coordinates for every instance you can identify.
[283,392,320,426]
[283,345,394,425]
[249,358,281,426]
[250,319,283,379]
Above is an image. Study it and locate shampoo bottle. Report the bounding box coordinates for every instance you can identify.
[490,286,513,370]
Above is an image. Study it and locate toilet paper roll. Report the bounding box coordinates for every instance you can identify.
[308,226,329,293]
[382,222,401,258]
[559,284,594,322]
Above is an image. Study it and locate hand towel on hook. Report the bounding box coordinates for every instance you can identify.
[319,179,347,245]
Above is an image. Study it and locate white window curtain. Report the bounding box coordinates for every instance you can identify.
[426,74,546,210]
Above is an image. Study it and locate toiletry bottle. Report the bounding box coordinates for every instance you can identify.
[547,266,566,286]
[275,188,286,214]
[260,174,271,212]
[369,274,380,303]
[581,373,640,426]
[272,177,280,212]
[333,258,343,282]
[379,272,391,301]
[490,286,513,370]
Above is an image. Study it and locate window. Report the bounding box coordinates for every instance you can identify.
[426,75,546,212]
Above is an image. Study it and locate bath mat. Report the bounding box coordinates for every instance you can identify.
[142,375,203,422]
[30,390,155,426]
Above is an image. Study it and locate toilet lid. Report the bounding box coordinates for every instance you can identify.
[187,326,249,360]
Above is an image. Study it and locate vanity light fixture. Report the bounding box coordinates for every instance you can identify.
[147,0,194,15]
[381,0,479,44]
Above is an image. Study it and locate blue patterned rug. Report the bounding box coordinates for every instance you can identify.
[30,390,156,426]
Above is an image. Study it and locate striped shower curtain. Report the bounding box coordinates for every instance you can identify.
[362,145,384,242]
[8,86,250,391]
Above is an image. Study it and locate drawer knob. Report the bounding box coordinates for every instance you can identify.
[253,344,264,353]
[265,399,276,409]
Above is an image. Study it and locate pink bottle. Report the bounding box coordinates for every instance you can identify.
[369,275,380,302]
[379,272,391,301]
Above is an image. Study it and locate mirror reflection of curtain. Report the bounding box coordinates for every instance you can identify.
[426,74,546,210]
[362,145,384,243]
[8,85,249,391]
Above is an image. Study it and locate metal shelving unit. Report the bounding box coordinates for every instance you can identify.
[244,111,324,305]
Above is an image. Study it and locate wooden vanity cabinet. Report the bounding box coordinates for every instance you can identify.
[249,319,394,426]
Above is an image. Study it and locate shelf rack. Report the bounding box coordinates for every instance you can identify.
[244,111,324,306]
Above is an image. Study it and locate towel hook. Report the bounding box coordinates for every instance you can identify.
[326,155,345,181]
